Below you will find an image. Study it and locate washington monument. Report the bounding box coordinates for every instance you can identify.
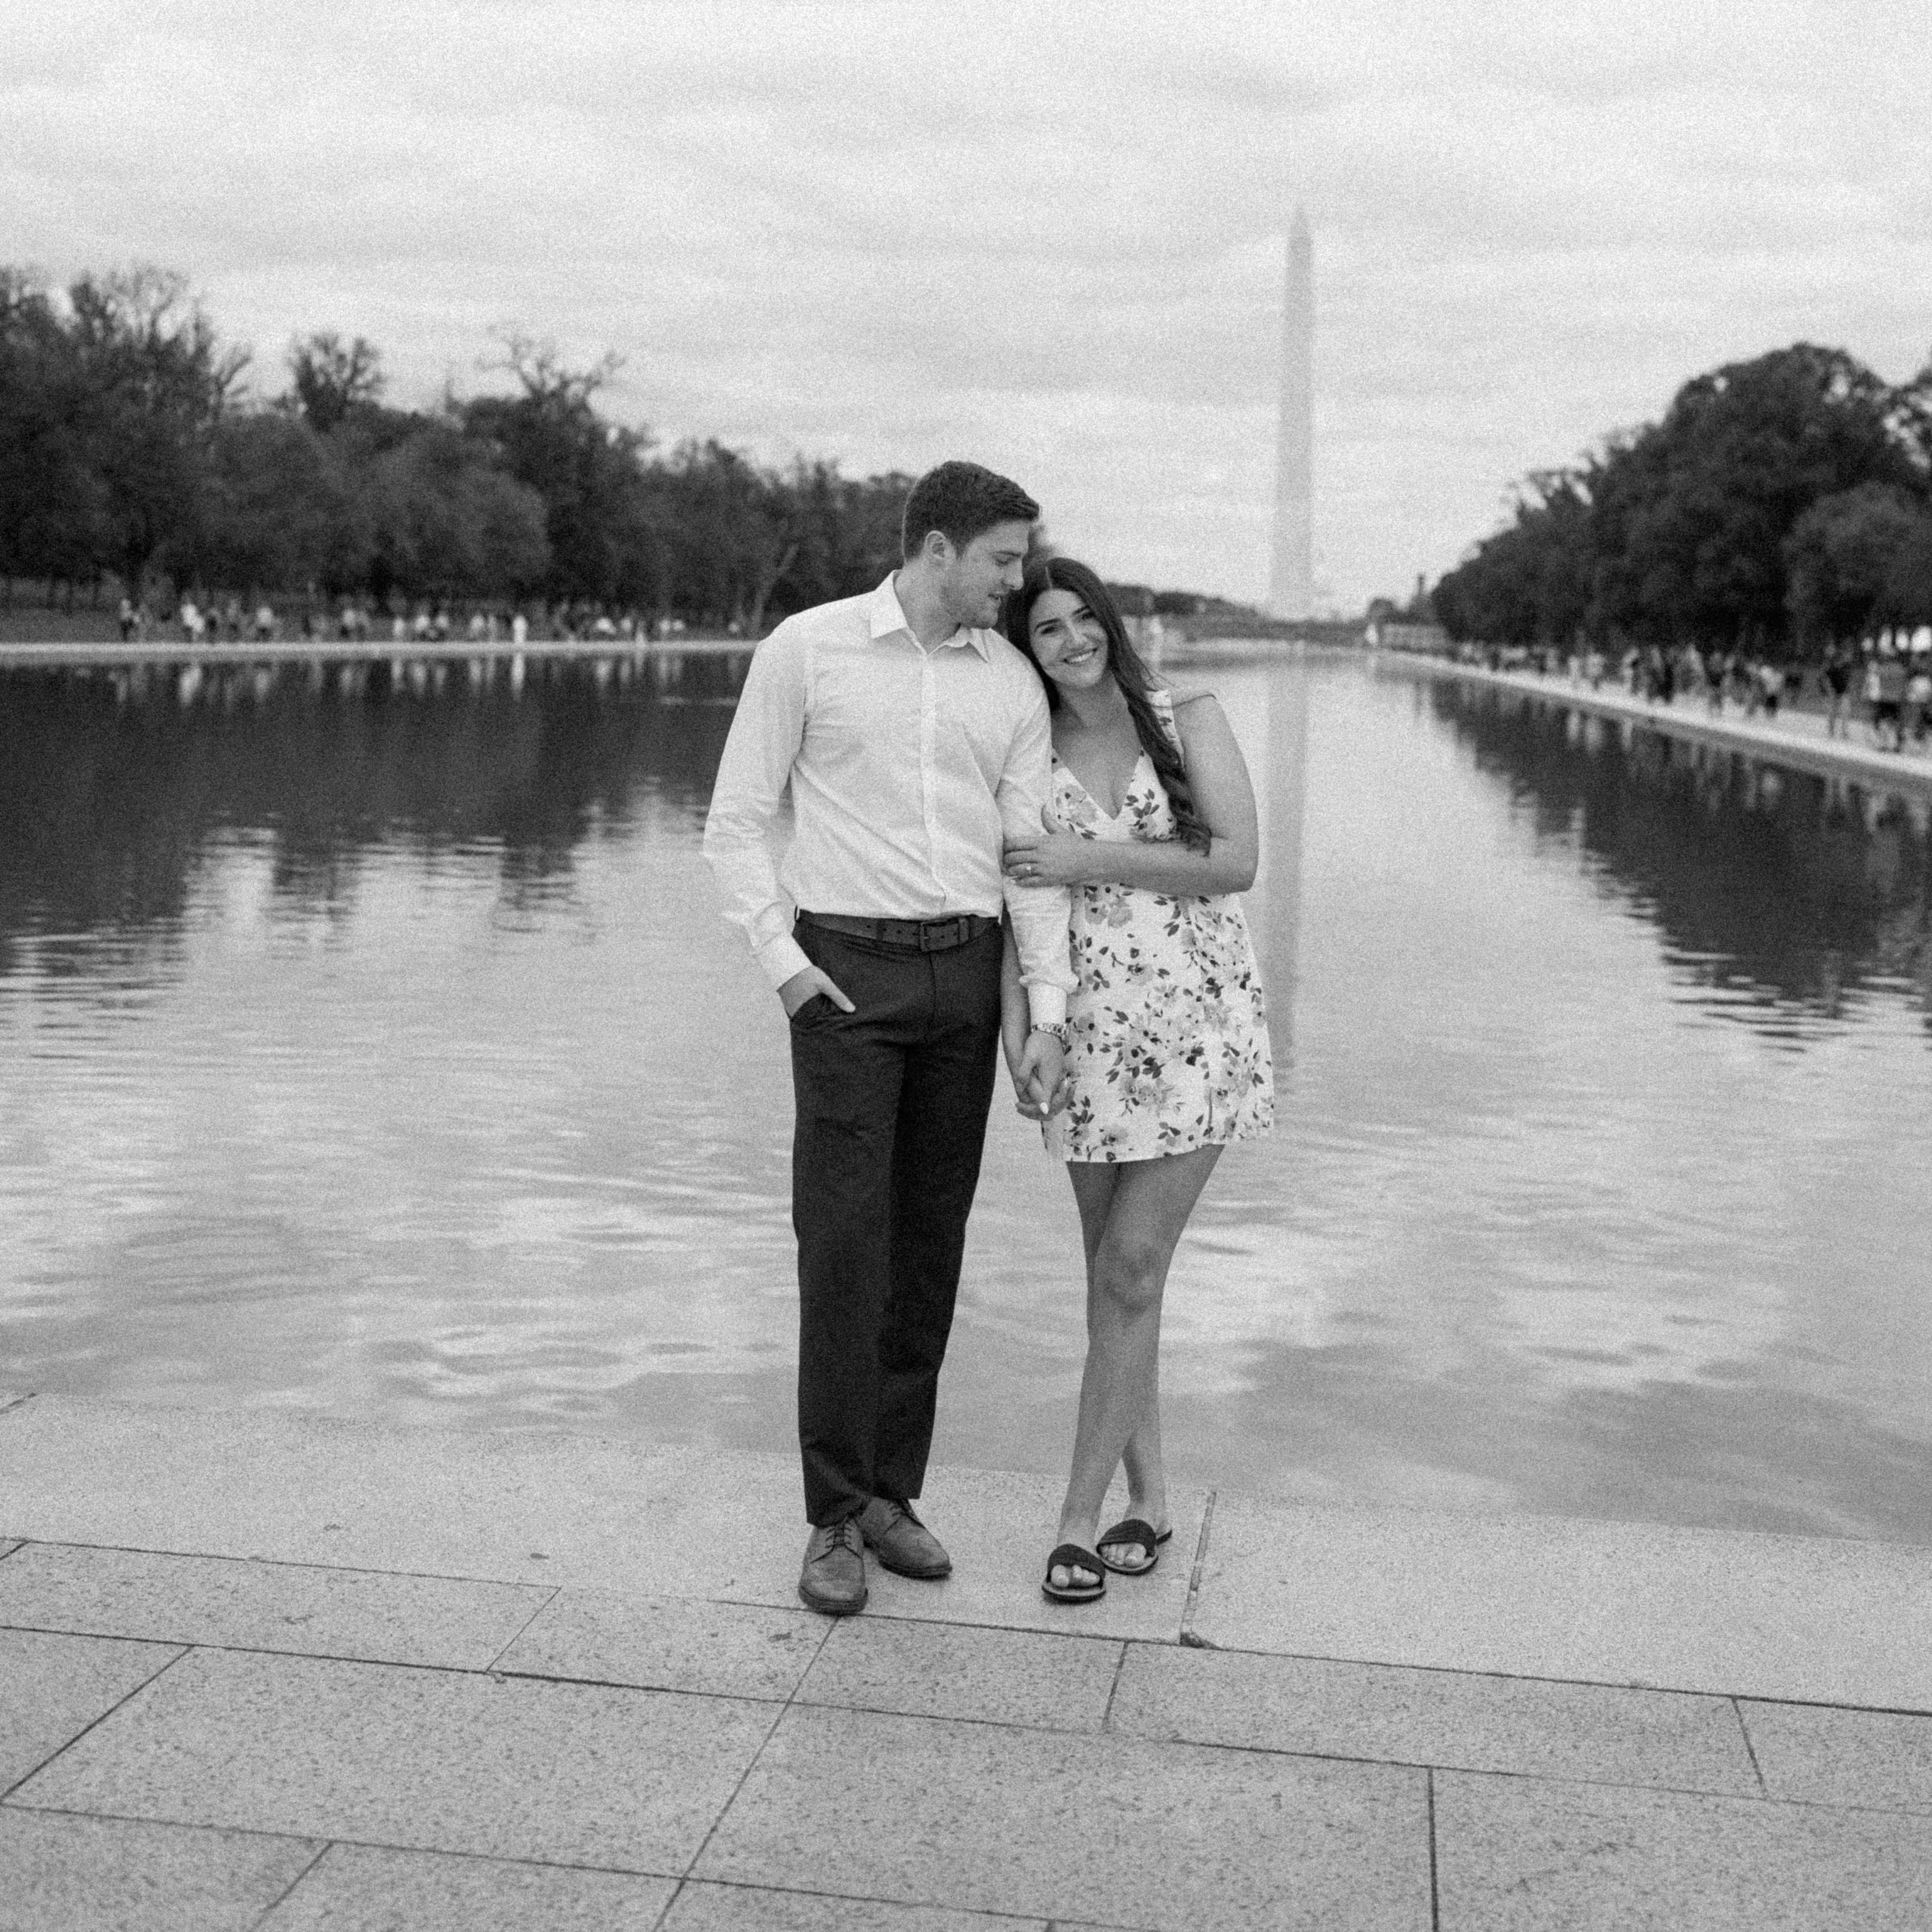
[1268,207,1313,621]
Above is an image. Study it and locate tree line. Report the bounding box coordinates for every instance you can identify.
[1431,343,1932,655]
[0,265,925,631]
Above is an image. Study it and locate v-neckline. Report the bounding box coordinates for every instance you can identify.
[1055,746,1148,822]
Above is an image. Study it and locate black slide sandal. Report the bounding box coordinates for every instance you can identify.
[1097,1517,1171,1576]
[1042,1543,1107,1603]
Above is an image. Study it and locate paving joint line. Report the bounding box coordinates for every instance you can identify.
[0,1800,687,1880]
[668,1871,1048,1926]
[1128,1629,1932,1716]
[0,1623,740,1688]
[0,1533,575,1593]
[1099,1640,1131,1733]
[0,1641,191,1804]
[1425,1768,1441,1931]
[1731,1696,1769,1795]
[1178,1487,1216,1646]
[666,1600,840,1915]
[246,1837,334,1931]
[481,1583,563,1676]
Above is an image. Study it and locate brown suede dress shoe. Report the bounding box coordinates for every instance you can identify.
[799,1517,867,1616]
[857,1498,952,1579]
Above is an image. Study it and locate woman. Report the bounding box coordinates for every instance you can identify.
[998,558,1274,1603]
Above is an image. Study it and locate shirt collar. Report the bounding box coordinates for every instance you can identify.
[868,574,991,660]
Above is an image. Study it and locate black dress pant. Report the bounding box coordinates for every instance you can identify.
[787,917,1004,1525]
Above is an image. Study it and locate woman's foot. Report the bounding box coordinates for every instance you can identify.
[1043,1543,1106,1603]
[1097,1513,1172,1575]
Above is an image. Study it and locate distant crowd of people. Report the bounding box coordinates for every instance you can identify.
[1459,629,1932,755]
[116,595,714,650]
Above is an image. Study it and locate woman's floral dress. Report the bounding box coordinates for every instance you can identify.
[1045,690,1274,1164]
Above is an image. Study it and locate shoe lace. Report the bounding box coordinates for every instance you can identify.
[829,1517,863,1555]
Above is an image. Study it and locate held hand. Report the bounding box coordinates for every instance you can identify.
[1003,829,1093,889]
[778,965,854,1019]
[1015,1032,1068,1119]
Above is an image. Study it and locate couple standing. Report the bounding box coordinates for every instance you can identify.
[703,460,1272,1612]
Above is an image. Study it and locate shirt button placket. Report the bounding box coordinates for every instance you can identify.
[920,653,942,897]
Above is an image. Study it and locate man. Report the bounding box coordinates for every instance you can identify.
[704,460,1073,1616]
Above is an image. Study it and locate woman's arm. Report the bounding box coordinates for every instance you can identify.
[1004,695,1260,897]
[999,919,1050,1120]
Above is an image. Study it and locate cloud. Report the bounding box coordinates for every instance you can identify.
[3,0,1927,605]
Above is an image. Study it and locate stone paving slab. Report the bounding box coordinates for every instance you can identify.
[0,1626,182,1791]
[0,1541,553,1671]
[1188,1493,1932,1708]
[1109,1643,1761,1795]
[0,1397,1197,1640]
[663,1881,1051,1929]
[0,1808,321,1932]
[1738,1699,1932,1814]
[1432,1767,1932,1930]
[9,1646,776,1873]
[799,1617,1121,1732]
[496,1588,828,1700]
[694,1700,1430,1930]
[259,1843,677,1929]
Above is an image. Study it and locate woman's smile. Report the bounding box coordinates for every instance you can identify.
[1026,587,1110,683]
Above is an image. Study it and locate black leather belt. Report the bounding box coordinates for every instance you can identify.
[798,910,1000,952]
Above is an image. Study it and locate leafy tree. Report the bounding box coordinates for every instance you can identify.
[188,410,365,596]
[365,420,549,599]
[1784,483,1932,642]
[63,267,247,598]
[459,337,648,605]
[1440,343,1930,651]
[0,271,104,587]
[286,331,385,433]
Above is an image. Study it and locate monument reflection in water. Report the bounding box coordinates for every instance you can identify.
[0,653,1927,1545]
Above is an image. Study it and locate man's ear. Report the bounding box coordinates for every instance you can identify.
[922,529,955,570]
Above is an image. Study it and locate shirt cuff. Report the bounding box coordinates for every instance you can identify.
[1024,984,1068,1030]
[755,932,813,990]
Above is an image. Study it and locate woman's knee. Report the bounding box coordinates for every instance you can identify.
[1093,1231,1169,1314]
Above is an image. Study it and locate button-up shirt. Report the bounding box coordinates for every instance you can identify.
[703,574,1072,1025]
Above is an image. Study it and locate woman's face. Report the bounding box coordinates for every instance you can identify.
[1027,587,1111,693]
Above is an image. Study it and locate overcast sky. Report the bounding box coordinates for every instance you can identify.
[6,1,1928,609]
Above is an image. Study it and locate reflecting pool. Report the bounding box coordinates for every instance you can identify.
[2,652,1928,1542]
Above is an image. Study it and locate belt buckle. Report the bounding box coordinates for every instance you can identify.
[920,917,963,952]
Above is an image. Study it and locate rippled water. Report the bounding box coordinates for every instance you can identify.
[3,652,1929,1542]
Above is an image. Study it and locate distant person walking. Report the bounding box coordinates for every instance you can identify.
[1907,658,1932,750]
[1870,651,1906,750]
[704,461,1073,1617]
[1821,646,1853,739]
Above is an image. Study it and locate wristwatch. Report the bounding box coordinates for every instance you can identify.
[1029,1020,1073,1048]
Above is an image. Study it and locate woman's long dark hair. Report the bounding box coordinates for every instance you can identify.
[1002,555,1210,851]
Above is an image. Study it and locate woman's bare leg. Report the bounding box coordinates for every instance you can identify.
[1047,1146,1222,1592]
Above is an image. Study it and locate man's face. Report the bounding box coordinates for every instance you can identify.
[937,520,1033,629]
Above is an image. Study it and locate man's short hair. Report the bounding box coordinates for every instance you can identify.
[901,461,1039,562]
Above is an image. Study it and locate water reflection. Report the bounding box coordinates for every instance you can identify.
[3,652,1929,1546]
[0,655,747,973]
[1421,677,1932,1035]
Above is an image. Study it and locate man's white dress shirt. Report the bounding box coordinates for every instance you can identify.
[703,574,1073,1026]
